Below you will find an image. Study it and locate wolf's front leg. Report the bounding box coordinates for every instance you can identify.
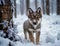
[28,31,34,43]
[24,30,27,40]
[36,31,40,44]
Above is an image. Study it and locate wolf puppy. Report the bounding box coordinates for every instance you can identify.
[23,7,42,44]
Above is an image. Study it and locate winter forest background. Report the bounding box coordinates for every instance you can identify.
[0,0,60,46]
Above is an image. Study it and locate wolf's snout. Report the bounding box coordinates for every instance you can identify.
[33,22,37,25]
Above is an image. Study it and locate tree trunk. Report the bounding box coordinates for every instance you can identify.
[14,0,17,18]
[0,11,2,23]
[57,0,60,15]
[46,0,50,15]
[0,10,3,30]
[20,0,24,15]
[42,0,45,14]
[35,0,37,9]
[26,0,29,11]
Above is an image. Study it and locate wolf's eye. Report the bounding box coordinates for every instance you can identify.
[36,16,39,20]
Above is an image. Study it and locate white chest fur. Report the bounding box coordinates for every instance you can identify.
[28,28,40,32]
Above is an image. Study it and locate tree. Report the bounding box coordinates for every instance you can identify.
[14,0,16,17]
[46,0,50,15]
[57,0,60,15]
[42,0,45,14]
[20,0,24,15]
[0,10,3,30]
[26,0,30,11]
[35,0,37,9]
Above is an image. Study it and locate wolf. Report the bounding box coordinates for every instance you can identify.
[23,7,42,44]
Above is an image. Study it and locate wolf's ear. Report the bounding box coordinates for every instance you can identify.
[36,7,42,17]
[27,8,33,16]
[36,7,41,13]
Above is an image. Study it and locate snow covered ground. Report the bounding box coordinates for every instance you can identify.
[0,14,60,46]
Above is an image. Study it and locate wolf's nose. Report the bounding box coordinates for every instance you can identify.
[33,22,37,25]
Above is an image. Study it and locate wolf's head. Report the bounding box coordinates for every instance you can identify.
[27,7,42,25]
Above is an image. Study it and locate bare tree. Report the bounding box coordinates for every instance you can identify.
[35,0,37,9]
[57,0,60,15]
[46,0,50,15]
[26,0,29,11]
[42,0,45,14]
[14,0,16,17]
[0,10,3,30]
[20,0,24,15]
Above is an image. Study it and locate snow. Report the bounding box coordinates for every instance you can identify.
[13,14,60,46]
[0,37,10,46]
[0,14,60,46]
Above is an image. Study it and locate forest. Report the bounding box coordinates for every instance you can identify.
[0,0,60,46]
